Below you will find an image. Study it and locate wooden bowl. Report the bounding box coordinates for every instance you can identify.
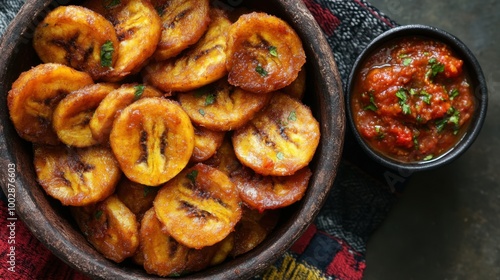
[0,0,345,279]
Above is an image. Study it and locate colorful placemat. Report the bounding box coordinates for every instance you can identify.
[0,0,404,279]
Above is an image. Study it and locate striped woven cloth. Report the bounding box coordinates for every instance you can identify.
[0,0,402,279]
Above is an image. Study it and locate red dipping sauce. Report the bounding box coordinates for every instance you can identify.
[351,36,475,162]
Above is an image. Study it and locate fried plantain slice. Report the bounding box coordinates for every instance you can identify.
[84,0,162,82]
[226,12,306,94]
[143,8,231,92]
[154,163,242,249]
[110,97,194,186]
[282,66,307,100]
[152,0,211,61]
[53,83,119,147]
[115,177,159,220]
[232,166,312,212]
[208,233,234,266]
[71,195,139,263]
[33,6,119,81]
[232,93,320,176]
[7,63,94,145]
[178,78,272,131]
[89,84,163,143]
[230,207,280,257]
[140,208,189,276]
[204,135,243,176]
[34,144,121,206]
[191,125,225,163]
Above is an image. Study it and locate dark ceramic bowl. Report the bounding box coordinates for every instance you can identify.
[0,0,345,279]
[346,24,487,172]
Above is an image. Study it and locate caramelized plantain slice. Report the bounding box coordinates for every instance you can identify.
[152,0,211,61]
[89,84,163,143]
[110,97,194,186]
[33,6,119,81]
[208,233,234,266]
[143,8,231,92]
[84,0,162,82]
[140,208,190,276]
[178,78,272,131]
[230,207,280,257]
[34,144,121,206]
[7,63,94,145]
[226,12,306,94]
[191,125,225,163]
[282,66,307,100]
[154,163,242,249]
[232,166,312,212]
[115,177,159,221]
[71,195,139,263]
[232,93,320,176]
[53,83,119,147]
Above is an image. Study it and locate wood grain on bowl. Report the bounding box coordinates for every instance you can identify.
[0,0,345,279]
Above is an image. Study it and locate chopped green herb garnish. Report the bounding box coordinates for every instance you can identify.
[186,170,198,184]
[396,88,411,115]
[413,135,419,150]
[364,92,378,111]
[449,88,459,100]
[436,107,460,133]
[199,109,206,116]
[104,0,121,9]
[256,65,268,77]
[100,40,114,67]
[95,210,103,220]
[427,57,445,79]
[269,46,278,57]
[375,125,384,139]
[276,152,284,160]
[134,85,145,100]
[436,118,447,132]
[423,155,434,161]
[419,90,432,105]
[288,111,297,122]
[403,58,413,66]
[205,93,216,106]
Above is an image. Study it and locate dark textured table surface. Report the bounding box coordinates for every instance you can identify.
[364,0,500,279]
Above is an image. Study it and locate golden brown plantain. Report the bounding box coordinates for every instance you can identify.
[151,0,211,60]
[89,84,163,143]
[115,177,159,220]
[204,135,242,176]
[282,66,307,100]
[33,6,119,81]
[140,208,190,276]
[53,83,119,147]
[34,144,121,206]
[71,195,139,263]
[109,97,194,186]
[232,166,312,212]
[142,8,231,92]
[178,78,272,131]
[154,163,242,249]
[191,125,225,163]
[7,63,94,145]
[226,12,306,94]
[84,0,162,82]
[232,93,320,176]
[230,207,280,257]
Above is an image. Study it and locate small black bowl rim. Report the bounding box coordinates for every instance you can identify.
[346,24,488,172]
